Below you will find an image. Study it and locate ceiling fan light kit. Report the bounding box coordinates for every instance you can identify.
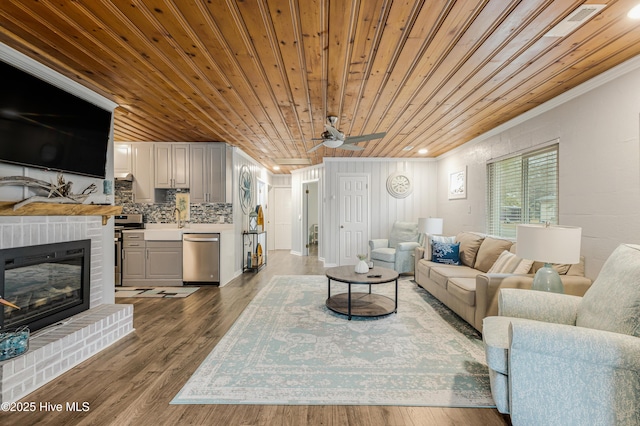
[307,116,386,153]
[322,139,344,149]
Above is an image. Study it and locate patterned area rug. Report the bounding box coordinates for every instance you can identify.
[115,287,199,298]
[171,275,494,407]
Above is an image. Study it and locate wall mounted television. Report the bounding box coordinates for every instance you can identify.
[0,60,112,178]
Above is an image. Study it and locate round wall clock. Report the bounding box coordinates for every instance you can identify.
[386,171,412,198]
[239,164,253,214]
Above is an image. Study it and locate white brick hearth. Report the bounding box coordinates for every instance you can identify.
[0,216,134,403]
[0,304,132,402]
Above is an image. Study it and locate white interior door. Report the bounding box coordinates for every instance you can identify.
[273,186,292,250]
[338,174,369,265]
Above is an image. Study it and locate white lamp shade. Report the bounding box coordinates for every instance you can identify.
[516,224,582,264]
[418,217,443,235]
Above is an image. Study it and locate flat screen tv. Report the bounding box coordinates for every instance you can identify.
[0,60,112,178]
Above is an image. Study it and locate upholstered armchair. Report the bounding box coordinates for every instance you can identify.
[483,243,640,425]
[369,221,422,274]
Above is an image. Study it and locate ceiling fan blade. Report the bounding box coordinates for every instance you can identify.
[338,144,364,151]
[324,123,344,141]
[307,142,325,153]
[343,132,386,144]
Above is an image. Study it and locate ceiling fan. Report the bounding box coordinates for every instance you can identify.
[307,116,386,152]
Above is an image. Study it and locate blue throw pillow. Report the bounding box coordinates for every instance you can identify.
[431,241,461,265]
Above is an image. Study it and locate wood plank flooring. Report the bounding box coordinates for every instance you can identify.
[8,250,509,426]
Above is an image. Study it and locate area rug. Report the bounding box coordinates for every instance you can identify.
[115,287,199,298]
[171,275,494,407]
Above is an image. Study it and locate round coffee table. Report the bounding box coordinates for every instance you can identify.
[325,265,399,320]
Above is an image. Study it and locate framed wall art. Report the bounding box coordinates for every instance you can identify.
[175,192,190,221]
[448,167,467,200]
[239,164,253,214]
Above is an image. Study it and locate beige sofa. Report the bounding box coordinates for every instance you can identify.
[414,231,592,333]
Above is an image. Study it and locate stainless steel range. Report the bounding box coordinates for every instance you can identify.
[114,214,144,286]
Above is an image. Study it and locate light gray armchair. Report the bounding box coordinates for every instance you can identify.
[483,243,640,425]
[369,221,422,274]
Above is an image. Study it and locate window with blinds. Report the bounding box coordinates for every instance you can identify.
[486,144,558,238]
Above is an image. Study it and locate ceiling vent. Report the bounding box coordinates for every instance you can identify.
[544,4,606,38]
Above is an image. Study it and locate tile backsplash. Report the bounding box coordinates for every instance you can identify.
[115,180,232,224]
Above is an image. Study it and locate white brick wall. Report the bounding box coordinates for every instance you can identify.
[0,216,104,306]
[0,216,134,402]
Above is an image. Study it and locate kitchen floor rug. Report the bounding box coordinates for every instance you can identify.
[115,287,199,298]
[171,275,494,407]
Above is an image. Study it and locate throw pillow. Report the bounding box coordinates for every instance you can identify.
[474,237,513,272]
[431,241,461,265]
[424,235,455,259]
[488,250,534,274]
[455,232,485,267]
[431,235,456,244]
[532,261,571,275]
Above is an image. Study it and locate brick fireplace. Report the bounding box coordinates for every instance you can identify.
[0,216,133,403]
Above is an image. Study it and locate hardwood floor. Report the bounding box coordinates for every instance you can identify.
[9,250,509,426]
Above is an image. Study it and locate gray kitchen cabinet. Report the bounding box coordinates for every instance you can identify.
[145,241,183,281]
[155,143,190,188]
[122,232,146,282]
[190,143,229,203]
[189,144,207,203]
[122,232,183,286]
[131,143,155,203]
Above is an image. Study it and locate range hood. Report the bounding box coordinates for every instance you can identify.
[115,173,133,181]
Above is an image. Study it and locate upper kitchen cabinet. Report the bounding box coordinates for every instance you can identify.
[154,143,190,188]
[190,143,230,203]
[114,142,154,203]
[131,143,155,203]
[114,143,132,176]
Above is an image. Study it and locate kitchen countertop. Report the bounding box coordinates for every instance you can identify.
[123,224,234,240]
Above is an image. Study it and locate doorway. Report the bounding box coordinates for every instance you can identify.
[302,181,319,257]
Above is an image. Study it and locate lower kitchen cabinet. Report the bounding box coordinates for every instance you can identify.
[122,232,182,286]
[146,242,183,281]
[122,246,146,280]
[122,232,145,281]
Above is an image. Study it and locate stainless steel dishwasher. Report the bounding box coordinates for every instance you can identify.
[182,233,220,283]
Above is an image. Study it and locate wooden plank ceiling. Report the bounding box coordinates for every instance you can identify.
[1,0,640,173]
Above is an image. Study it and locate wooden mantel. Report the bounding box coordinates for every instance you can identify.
[0,202,122,225]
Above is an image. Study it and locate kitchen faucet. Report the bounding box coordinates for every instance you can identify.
[174,207,184,228]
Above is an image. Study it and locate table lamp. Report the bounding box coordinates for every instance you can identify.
[418,217,444,246]
[418,217,443,247]
[516,223,582,293]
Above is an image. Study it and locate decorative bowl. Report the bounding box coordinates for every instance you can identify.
[0,326,29,361]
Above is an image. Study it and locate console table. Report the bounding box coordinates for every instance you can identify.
[242,231,266,272]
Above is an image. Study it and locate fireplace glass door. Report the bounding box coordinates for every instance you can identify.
[1,240,91,332]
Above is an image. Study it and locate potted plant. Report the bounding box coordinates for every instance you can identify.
[355,254,369,274]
